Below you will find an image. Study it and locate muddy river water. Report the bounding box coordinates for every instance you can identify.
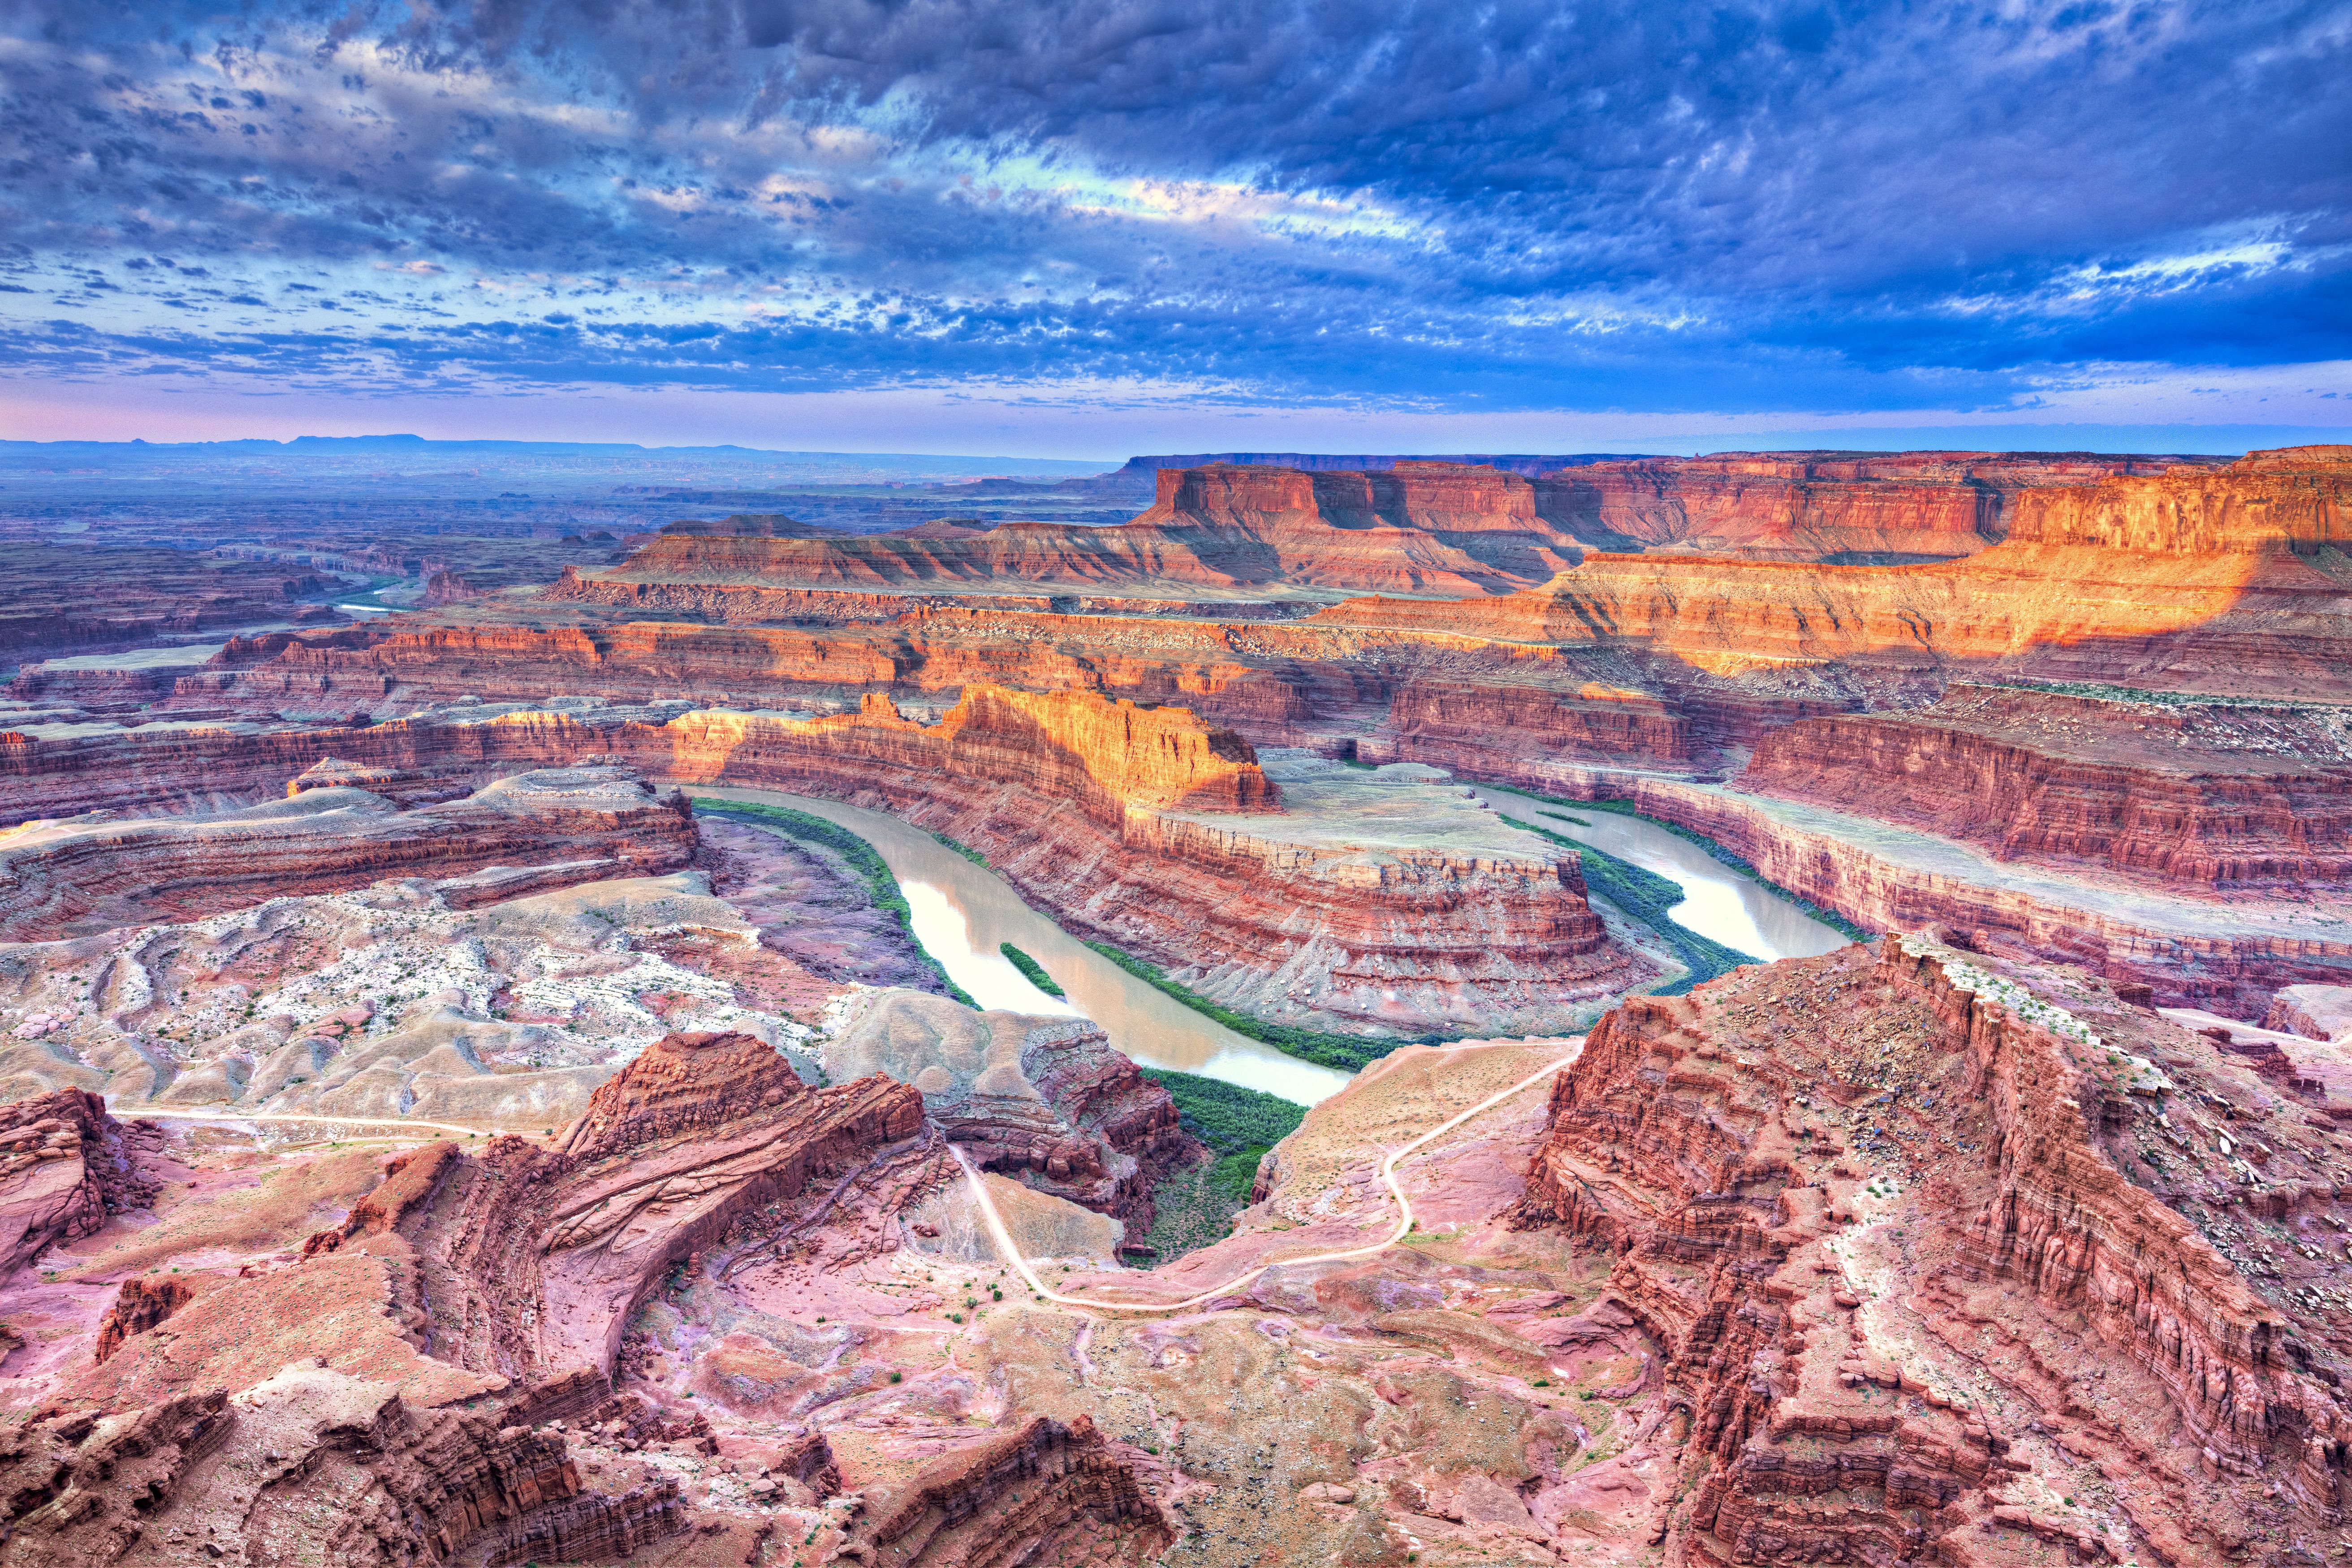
[694,783,1848,1107]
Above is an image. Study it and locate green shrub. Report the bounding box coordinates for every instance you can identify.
[1084,941,1439,1071]
[930,830,989,866]
[1496,786,1873,943]
[1140,1068,1305,1154]
[1499,813,1758,994]
[998,943,1066,998]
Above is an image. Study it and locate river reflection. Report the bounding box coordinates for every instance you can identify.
[1459,785,1850,961]
[695,787,1353,1104]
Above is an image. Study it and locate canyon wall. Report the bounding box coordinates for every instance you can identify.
[1740,687,2352,890]
[1505,763,2352,1015]
[674,689,1636,1034]
[0,545,343,663]
[0,764,696,940]
[1517,938,2352,1563]
[606,460,1586,597]
[2,686,1633,1035]
[1320,446,2352,689]
[1531,449,2224,560]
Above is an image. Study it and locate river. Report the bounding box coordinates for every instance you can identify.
[693,781,1849,1107]
[1459,785,1851,961]
[695,788,1355,1104]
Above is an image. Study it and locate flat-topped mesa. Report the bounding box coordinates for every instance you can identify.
[1531,448,2227,560]
[1318,445,2352,686]
[2003,444,2352,553]
[594,460,1585,599]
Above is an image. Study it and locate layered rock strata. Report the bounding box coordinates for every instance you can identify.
[1323,446,2352,690]
[0,1090,158,1275]
[679,695,1636,1033]
[1517,935,2352,1563]
[841,1413,1172,1566]
[0,544,341,662]
[3,683,1634,1034]
[1520,764,2352,1017]
[0,764,696,940]
[0,1033,950,1564]
[304,1030,929,1375]
[598,460,1593,599]
[1532,449,2222,560]
[825,990,1200,1226]
[1741,685,2352,890]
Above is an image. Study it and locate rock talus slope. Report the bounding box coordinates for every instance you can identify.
[1517,935,2352,1564]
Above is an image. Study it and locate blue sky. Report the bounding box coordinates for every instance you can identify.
[2,0,2347,454]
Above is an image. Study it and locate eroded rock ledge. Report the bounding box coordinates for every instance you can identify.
[1517,934,2352,1564]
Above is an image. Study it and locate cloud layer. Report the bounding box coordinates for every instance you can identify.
[2,0,2347,431]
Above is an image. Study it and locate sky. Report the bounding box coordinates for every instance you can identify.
[2,0,2348,457]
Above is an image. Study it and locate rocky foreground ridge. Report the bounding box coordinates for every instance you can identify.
[8,936,2352,1564]
[0,1032,1175,1566]
[1519,934,2352,1563]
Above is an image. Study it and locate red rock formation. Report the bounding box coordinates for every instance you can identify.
[1502,762,2352,1016]
[0,689,1631,1034]
[1517,937,2352,1564]
[1530,449,2223,560]
[674,690,1631,1032]
[599,460,1587,599]
[307,1031,928,1378]
[1739,686,2352,891]
[2267,986,2352,1043]
[0,1090,158,1275]
[826,995,1201,1224]
[1,709,622,822]
[0,1364,682,1567]
[1323,446,2352,693]
[554,1028,813,1160]
[0,764,696,941]
[843,1413,1172,1566]
[92,1274,221,1364]
[674,683,1276,814]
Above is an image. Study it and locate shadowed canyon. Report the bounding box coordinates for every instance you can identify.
[0,445,2348,1567]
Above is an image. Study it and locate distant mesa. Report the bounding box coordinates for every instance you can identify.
[1109,450,1644,478]
[656,513,837,539]
[880,516,996,539]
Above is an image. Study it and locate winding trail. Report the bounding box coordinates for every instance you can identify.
[954,1043,1581,1316]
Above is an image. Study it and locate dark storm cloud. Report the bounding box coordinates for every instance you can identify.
[0,0,2345,409]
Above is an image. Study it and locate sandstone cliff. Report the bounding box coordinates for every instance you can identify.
[1531,449,2224,561]
[598,460,1590,599]
[0,1090,158,1275]
[1319,446,2352,688]
[824,991,1199,1226]
[1739,685,2352,892]
[1517,936,2352,1564]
